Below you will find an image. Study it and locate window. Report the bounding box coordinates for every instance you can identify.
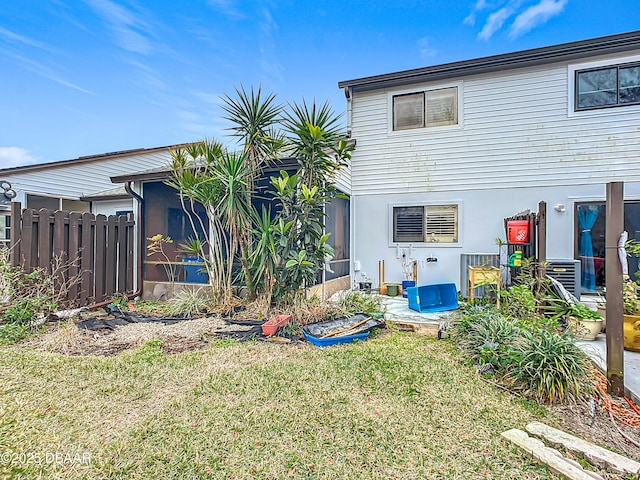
[0,214,10,249]
[392,87,458,131]
[576,62,640,110]
[393,205,458,243]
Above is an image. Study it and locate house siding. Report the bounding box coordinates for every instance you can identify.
[349,53,640,196]
[346,46,640,294]
[1,150,172,212]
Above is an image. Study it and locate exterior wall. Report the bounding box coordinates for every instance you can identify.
[349,51,640,196]
[348,49,640,290]
[0,150,172,203]
[91,199,134,216]
[352,177,640,291]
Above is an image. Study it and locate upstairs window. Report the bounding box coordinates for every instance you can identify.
[393,205,458,243]
[576,62,640,110]
[392,87,458,131]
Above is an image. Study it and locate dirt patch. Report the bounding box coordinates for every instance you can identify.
[27,314,275,356]
[550,399,640,462]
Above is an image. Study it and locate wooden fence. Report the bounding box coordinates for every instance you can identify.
[9,202,135,307]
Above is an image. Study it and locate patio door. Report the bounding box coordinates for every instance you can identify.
[575,201,640,292]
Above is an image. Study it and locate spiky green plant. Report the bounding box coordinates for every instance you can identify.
[506,328,593,404]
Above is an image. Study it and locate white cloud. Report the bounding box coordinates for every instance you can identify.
[463,12,476,26]
[206,0,244,20]
[509,0,568,38]
[417,37,437,58]
[478,6,514,40]
[0,147,40,168]
[84,0,154,54]
[3,50,94,94]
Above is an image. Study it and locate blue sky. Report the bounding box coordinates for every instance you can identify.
[0,0,637,167]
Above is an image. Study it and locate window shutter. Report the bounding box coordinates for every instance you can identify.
[393,93,424,131]
[393,206,424,242]
[426,87,457,126]
[425,205,457,243]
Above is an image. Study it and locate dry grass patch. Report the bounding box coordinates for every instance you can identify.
[0,332,558,479]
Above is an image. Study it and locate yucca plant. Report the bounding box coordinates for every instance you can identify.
[506,328,593,404]
[167,287,214,317]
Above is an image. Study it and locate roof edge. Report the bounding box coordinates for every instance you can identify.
[338,30,640,91]
[0,143,191,175]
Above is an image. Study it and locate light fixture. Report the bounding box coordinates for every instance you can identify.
[554,204,566,212]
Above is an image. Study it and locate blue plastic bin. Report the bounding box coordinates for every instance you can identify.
[183,257,208,283]
[402,280,415,298]
[406,283,458,313]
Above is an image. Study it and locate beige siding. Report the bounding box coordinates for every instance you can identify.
[349,54,640,195]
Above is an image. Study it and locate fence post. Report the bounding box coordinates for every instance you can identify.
[9,201,22,267]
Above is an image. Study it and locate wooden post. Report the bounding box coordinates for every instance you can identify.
[9,201,21,267]
[606,182,624,397]
[537,202,547,265]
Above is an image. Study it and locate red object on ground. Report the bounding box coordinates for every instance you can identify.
[261,315,292,336]
[507,220,530,244]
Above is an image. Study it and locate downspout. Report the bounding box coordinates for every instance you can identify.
[344,86,356,289]
[89,181,144,310]
[125,181,144,296]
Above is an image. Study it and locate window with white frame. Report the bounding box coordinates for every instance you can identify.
[575,62,640,110]
[0,213,10,249]
[392,205,458,243]
[392,87,458,131]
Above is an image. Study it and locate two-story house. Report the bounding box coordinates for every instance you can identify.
[338,30,640,295]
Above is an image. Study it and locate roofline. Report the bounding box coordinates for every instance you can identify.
[110,157,301,184]
[79,192,131,202]
[338,30,640,92]
[0,143,191,175]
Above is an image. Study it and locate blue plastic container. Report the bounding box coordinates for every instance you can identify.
[402,280,415,298]
[406,283,458,313]
[183,257,208,283]
[303,330,370,347]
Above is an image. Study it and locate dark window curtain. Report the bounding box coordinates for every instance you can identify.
[577,205,600,292]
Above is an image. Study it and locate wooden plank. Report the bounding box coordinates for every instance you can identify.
[21,209,34,272]
[80,212,94,305]
[52,210,68,295]
[501,429,604,480]
[116,215,127,293]
[37,208,52,272]
[9,201,22,267]
[94,214,107,302]
[67,212,82,304]
[526,421,640,475]
[105,215,117,296]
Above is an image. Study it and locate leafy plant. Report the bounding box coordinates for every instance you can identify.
[506,328,593,404]
[147,234,179,289]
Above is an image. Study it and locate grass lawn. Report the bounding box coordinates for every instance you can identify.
[0,331,558,479]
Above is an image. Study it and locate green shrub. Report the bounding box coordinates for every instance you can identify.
[455,308,523,370]
[0,322,35,345]
[506,328,593,404]
[452,304,594,404]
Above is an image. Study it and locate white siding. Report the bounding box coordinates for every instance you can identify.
[92,199,134,216]
[2,150,172,203]
[333,159,351,195]
[349,52,640,195]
